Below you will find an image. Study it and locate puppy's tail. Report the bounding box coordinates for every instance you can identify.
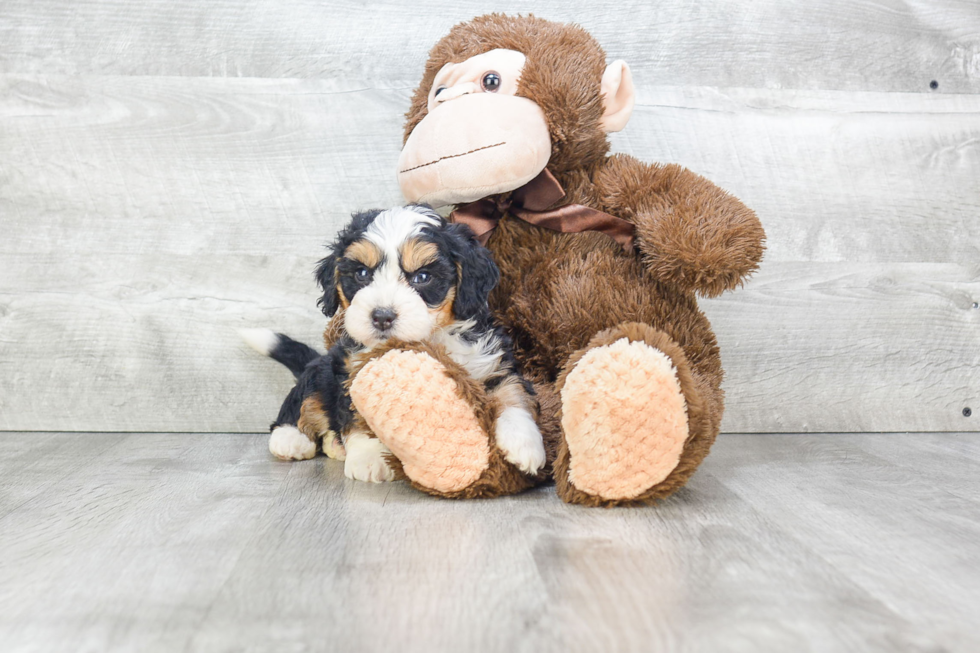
[239,328,320,379]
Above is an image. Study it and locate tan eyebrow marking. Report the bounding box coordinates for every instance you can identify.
[344,240,383,268]
[400,238,440,273]
[434,286,457,328]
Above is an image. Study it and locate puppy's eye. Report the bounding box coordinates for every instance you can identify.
[434,86,447,97]
[481,72,501,92]
[410,271,431,285]
[355,267,370,283]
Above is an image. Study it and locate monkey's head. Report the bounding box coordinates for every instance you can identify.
[398,15,635,208]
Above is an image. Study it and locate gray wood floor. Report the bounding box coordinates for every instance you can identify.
[1,432,978,652]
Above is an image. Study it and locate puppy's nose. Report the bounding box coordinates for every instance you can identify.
[371,307,397,332]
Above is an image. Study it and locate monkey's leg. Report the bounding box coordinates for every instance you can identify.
[348,341,540,499]
[554,322,715,506]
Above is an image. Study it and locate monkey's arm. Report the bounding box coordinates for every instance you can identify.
[596,154,765,297]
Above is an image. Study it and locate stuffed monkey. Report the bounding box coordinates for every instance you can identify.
[344,14,765,506]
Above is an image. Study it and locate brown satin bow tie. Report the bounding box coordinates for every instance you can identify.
[449,169,635,253]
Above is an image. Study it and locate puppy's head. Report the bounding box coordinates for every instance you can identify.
[316,205,499,347]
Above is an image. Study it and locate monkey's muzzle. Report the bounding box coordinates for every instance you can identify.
[398,93,552,208]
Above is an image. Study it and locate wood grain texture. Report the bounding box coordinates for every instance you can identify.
[706,262,980,432]
[0,432,978,652]
[616,88,980,265]
[2,72,977,432]
[0,0,978,93]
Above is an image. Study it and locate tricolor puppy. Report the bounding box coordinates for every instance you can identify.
[244,205,546,483]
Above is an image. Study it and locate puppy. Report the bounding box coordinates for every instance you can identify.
[244,205,546,483]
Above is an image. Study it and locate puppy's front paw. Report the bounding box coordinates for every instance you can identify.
[322,431,346,461]
[269,425,317,461]
[343,432,395,483]
[495,407,546,475]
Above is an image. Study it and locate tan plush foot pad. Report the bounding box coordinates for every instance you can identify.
[561,338,688,500]
[349,350,490,494]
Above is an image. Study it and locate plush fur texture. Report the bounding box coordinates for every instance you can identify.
[348,339,540,499]
[553,323,709,507]
[560,337,689,500]
[373,15,765,505]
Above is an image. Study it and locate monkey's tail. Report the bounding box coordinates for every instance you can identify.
[239,328,320,379]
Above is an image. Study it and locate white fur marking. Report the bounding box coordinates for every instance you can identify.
[343,432,396,483]
[429,321,504,381]
[495,406,546,475]
[345,207,443,347]
[239,328,279,356]
[345,280,435,346]
[269,425,317,461]
[364,206,439,264]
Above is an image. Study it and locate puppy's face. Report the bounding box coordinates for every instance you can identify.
[317,206,498,347]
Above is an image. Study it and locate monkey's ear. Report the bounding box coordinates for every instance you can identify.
[600,60,635,133]
[314,254,340,317]
[450,226,500,322]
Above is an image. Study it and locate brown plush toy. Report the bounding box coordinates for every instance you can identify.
[344,14,765,506]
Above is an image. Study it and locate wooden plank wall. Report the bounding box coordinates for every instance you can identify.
[1,0,978,433]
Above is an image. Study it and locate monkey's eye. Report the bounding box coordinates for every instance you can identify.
[410,271,431,286]
[481,72,501,92]
[354,267,370,283]
[434,86,447,97]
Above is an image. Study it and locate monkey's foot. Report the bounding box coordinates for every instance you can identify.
[350,349,489,494]
[556,324,702,506]
[349,343,536,498]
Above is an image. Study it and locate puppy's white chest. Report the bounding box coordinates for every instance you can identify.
[429,328,502,382]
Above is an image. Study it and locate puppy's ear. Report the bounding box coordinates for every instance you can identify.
[314,254,340,317]
[314,209,381,318]
[450,224,500,321]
